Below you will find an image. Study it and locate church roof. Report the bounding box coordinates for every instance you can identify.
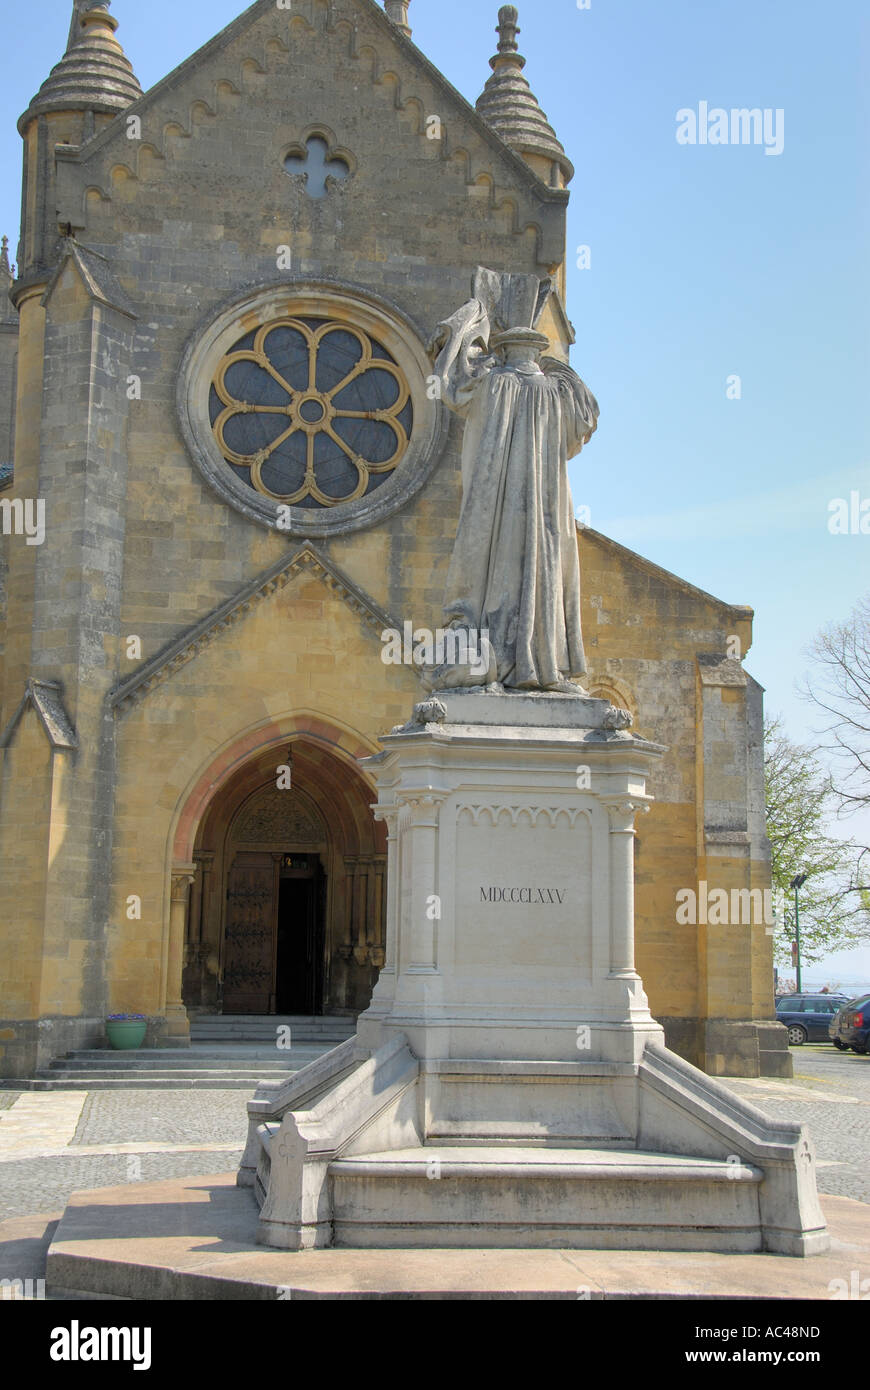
[579,525,756,625]
[109,543,398,713]
[476,6,574,186]
[62,0,569,210]
[41,238,138,320]
[19,2,142,132]
[0,679,78,751]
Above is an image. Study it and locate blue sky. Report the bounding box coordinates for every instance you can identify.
[2,0,867,983]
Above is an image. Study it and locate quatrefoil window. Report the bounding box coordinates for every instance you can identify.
[284,137,350,198]
[209,318,414,508]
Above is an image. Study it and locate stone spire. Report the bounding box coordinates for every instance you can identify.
[0,237,15,322]
[19,1,142,131]
[476,6,574,187]
[384,1,412,38]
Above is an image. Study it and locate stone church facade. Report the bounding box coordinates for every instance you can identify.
[0,0,787,1079]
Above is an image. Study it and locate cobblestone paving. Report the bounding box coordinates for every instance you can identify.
[0,1088,248,1221]
[72,1089,250,1148]
[792,1046,870,1093]
[722,1045,870,1206]
[0,1045,866,1225]
[0,1150,244,1223]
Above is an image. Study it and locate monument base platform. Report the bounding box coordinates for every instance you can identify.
[39,1177,866,1301]
[240,693,828,1258]
[240,1034,828,1258]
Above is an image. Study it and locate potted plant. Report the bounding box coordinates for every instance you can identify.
[105,1013,147,1051]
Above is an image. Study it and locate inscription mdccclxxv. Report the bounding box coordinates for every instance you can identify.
[480,887,567,905]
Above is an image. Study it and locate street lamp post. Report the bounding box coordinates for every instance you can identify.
[790,872,808,992]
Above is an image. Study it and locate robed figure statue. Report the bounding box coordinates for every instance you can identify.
[425,267,600,694]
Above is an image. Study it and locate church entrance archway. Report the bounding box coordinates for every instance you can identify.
[182,736,386,1017]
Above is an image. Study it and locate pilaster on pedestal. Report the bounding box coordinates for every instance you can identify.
[597,796,661,1046]
[363,806,399,1017]
[166,867,195,1044]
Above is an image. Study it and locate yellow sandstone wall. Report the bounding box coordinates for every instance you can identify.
[580,529,781,1075]
[107,571,419,1016]
[0,707,51,1029]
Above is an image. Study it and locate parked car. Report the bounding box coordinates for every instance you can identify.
[829,994,870,1055]
[775,994,851,1045]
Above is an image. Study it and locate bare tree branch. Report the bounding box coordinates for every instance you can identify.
[801,595,870,827]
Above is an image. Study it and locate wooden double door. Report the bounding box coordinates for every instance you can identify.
[222,851,325,1015]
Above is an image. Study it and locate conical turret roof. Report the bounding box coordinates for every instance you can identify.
[19,2,142,131]
[476,6,573,186]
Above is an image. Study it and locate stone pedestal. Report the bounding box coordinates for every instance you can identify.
[357,689,663,1067]
[241,692,829,1259]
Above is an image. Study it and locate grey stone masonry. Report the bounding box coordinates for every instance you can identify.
[29,257,137,1035]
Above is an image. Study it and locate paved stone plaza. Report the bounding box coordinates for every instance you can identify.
[723,1047,870,1207]
[0,1088,247,1224]
[0,1046,866,1230]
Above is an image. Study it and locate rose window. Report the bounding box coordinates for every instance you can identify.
[209,317,413,508]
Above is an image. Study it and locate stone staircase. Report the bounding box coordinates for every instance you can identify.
[328,1145,765,1251]
[246,1040,828,1256]
[190,1015,356,1046]
[8,1015,357,1091]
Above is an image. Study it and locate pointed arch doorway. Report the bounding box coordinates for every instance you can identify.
[182,737,386,1017]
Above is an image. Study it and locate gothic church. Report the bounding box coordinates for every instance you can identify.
[0,0,786,1079]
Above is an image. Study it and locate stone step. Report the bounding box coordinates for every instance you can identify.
[190,1015,356,1033]
[37,1073,296,1084]
[190,1022,355,1029]
[49,1049,323,1069]
[191,1018,355,1024]
[15,1075,290,1091]
[191,1038,352,1049]
[191,1021,354,1027]
[189,1034,353,1044]
[5,1035,352,1088]
[425,1131,637,1148]
[329,1146,764,1253]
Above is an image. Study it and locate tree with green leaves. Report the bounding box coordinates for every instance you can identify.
[764,716,868,966]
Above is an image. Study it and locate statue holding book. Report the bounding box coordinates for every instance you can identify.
[425,267,599,693]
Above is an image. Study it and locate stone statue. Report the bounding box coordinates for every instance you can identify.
[425,267,599,694]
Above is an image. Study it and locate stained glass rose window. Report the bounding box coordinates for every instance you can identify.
[209,318,413,508]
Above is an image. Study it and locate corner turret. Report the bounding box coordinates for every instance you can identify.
[384,1,412,38]
[15,2,142,278]
[19,2,142,132]
[476,6,573,189]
